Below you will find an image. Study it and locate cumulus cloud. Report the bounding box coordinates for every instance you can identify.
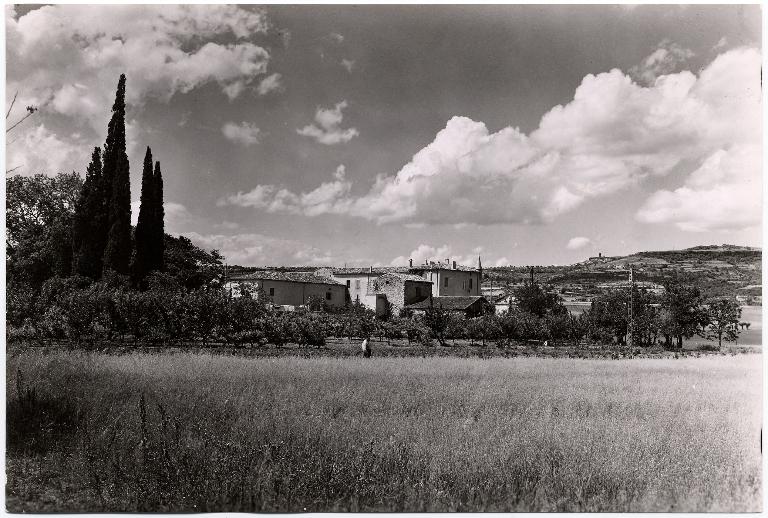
[221,165,353,216]
[6,4,271,132]
[222,121,261,146]
[257,73,283,95]
[629,39,694,85]
[636,144,761,232]
[6,124,88,175]
[223,47,760,233]
[390,244,486,269]
[341,59,355,73]
[183,231,345,266]
[566,237,592,250]
[297,100,359,145]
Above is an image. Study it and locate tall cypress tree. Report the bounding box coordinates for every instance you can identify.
[102,74,132,275]
[72,147,104,278]
[131,147,154,286]
[152,160,165,271]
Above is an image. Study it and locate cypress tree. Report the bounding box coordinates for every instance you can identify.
[72,147,104,278]
[131,147,154,286]
[152,160,165,271]
[102,74,132,275]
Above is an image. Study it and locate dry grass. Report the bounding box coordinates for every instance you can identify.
[5,350,762,512]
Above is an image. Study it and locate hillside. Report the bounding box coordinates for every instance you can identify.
[484,244,761,302]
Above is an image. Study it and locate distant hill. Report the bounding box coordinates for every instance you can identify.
[484,244,761,301]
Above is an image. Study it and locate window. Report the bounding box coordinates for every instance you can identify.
[269,287,275,296]
[326,291,332,300]
[355,280,361,289]
[444,277,449,288]
[469,278,473,290]
[346,280,351,288]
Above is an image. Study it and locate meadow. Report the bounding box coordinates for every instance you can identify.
[6,349,762,512]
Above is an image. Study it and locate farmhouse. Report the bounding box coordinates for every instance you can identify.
[406,295,493,318]
[224,271,346,309]
[315,267,432,314]
[316,257,483,315]
[408,259,482,297]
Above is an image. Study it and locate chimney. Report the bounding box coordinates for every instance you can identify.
[599,252,602,258]
[409,258,413,267]
[452,260,457,270]
[445,258,450,266]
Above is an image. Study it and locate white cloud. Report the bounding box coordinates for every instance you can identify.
[183,231,344,266]
[341,59,355,73]
[257,73,283,95]
[223,47,760,233]
[636,144,761,232]
[629,39,694,85]
[296,100,359,145]
[222,121,261,146]
[566,237,592,250]
[390,244,485,269]
[6,5,271,132]
[6,124,87,176]
[221,165,353,216]
[712,37,728,52]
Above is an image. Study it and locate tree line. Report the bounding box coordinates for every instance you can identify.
[6,270,743,350]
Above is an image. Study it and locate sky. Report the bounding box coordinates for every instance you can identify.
[5,4,762,267]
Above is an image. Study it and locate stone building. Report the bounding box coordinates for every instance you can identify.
[314,257,483,316]
[224,271,346,309]
[407,258,483,297]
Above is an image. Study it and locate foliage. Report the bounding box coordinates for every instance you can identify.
[72,148,106,279]
[152,160,165,271]
[422,305,451,345]
[131,147,155,287]
[163,234,223,289]
[102,74,132,275]
[6,172,83,289]
[662,279,709,348]
[513,282,566,317]
[703,298,741,347]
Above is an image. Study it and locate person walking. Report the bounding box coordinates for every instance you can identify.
[361,337,372,358]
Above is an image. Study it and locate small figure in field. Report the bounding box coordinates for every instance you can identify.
[361,337,372,358]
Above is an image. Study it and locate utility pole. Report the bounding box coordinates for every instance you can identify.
[529,266,535,285]
[627,266,635,347]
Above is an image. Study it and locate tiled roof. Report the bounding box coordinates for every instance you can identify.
[229,271,345,286]
[331,264,479,274]
[408,264,479,272]
[406,296,490,310]
[381,272,432,283]
[329,267,410,275]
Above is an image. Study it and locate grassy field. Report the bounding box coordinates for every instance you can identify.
[6,349,762,512]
